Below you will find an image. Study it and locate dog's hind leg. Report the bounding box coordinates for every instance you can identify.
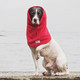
[55,59,69,76]
[54,67,69,76]
[42,58,51,76]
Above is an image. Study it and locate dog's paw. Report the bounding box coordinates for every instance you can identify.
[55,72,61,76]
[42,72,51,76]
[54,72,69,76]
[33,72,39,76]
[36,53,40,60]
[36,46,42,52]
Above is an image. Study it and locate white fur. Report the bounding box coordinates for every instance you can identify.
[29,38,69,76]
[32,9,40,25]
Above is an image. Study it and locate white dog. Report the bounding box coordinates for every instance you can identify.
[27,6,69,76]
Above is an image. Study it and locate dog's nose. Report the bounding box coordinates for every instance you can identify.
[34,19,37,22]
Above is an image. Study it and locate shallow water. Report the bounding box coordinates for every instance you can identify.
[0,30,80,72]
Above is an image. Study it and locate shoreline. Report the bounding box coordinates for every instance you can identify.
[0,71,80,80]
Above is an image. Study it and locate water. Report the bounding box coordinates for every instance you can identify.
[0,30,80,72]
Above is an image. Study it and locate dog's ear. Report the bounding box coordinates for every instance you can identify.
[38,8,43,20]
[29,8,32,19]
[29,8,35,20]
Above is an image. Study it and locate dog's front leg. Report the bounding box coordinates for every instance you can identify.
[32,52,39,75]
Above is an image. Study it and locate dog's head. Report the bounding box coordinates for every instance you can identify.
[29,6,43,25]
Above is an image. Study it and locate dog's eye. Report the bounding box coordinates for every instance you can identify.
[31,12,35,15]
[37,12,40,15]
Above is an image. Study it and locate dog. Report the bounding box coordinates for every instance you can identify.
[28,6,43,25]
[26,6,69,76]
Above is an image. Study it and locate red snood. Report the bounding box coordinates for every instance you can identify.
[26,6,51,48]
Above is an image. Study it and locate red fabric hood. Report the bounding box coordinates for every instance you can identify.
[26,6,51,48]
